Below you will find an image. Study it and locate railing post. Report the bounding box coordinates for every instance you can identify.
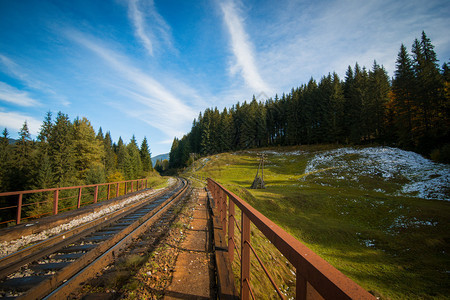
[241,212,251,300]
[131,181,134,193]
[125,182,128,194]
[296,270,307,300]
[16,193,23,225]
[221,190,227,234]
[228,196,235,262]
[94,186,98,203]
[53,189,59,215]
[77,187,82,208]
[116,183,120,197]
[107,184,111,200]
[214,184,219,207]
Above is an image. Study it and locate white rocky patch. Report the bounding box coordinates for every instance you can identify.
[303,147,449,201]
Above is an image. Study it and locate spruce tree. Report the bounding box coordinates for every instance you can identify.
[392,44,416,148]
[0,129,11,192]
[412,32,445,153]
[116,137,131,179]
[73,117,105,181]
[127,135,142,178]
[103,131,116,174]
[48,112,75,186]
[140,137,152,172]
[367,61,390,142]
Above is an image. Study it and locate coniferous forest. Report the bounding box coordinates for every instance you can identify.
[170,32,450,168]
[0,111,153,194]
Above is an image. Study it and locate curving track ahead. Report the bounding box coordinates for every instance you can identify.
[0,178,189,300]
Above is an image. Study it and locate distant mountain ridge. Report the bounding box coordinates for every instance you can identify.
[152,153,169,165]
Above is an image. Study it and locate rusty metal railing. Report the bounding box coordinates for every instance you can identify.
[207,178,375,300]
[0,179,148,226]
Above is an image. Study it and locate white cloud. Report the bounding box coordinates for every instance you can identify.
[127,0,175,56]
[219,0,271,94]
[0,110,41,135]
[0,54,70,106]
[0,82,40,107]
[238,0,450,94]
[66,30,197,137]
[128,0,154,56]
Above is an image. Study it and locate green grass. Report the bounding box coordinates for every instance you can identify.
[184,145,450,299]
[146,171,171,189]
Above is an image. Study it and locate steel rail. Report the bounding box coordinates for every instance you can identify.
[0,186,170,279]
[41,178,190,300]
[0,179,188,299]
[0,179,148,225]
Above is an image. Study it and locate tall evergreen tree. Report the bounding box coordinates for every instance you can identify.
[9,122,34,191]
[169,137,180,168]
[48,112,75,186]
[140,137,152,172]
[367,61,390,141]
[392,44,416,148]
[31,112,55,191]
[127,135,142,179]
[412,32,446,153]
[116,137,131,179]
[103,131,116,174]
[72,117,105,181]
[0,129,11,191]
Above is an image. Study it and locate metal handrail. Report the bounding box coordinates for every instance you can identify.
[0,178,148,226]
[245,240,286,299]
[207,178,376,300]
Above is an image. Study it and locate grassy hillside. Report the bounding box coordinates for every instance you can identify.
[184,145,450,299]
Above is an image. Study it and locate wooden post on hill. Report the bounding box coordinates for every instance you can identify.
[251,153,266,189]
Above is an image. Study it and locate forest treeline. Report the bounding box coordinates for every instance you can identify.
[0,111,153,193]
[170,32,449,168]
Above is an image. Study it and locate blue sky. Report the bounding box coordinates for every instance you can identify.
[0,0,449,156]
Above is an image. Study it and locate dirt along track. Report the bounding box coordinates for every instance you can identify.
[0,178,190,299]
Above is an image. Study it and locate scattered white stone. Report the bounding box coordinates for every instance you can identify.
[303,146,450,201]
[0,188,165,258]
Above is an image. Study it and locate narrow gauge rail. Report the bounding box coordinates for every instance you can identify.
[0,178,189,300]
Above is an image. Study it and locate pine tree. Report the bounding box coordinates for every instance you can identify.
[103,131,116,174]
[412,32,446,153]
[367,61,390,142]
[73,117,105,181]
[140,137,152,172]
[329,72,345,143]
[96,127,104,141]
[0,128,11,191]
[48,112,75,186]
[31,112,55,191]
[116,137,131,179]
[127,136,142,178]
[169,137,180,168]
[37,111,53,145]
[392,44,416,148]
[9,122,34,191]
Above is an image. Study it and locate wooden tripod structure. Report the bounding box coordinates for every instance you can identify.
[251,153,266,189]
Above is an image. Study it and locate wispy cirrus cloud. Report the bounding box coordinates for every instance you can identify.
[128,0,154,55]
[253,0,450,92]
[0,109,41,135]
[0,54,70,106]
[0,82,40,107]
[65,29,197,137]
[219,0,271,94]
[127,0,175,56]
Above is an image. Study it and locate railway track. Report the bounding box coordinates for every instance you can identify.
[0,178,190,300]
